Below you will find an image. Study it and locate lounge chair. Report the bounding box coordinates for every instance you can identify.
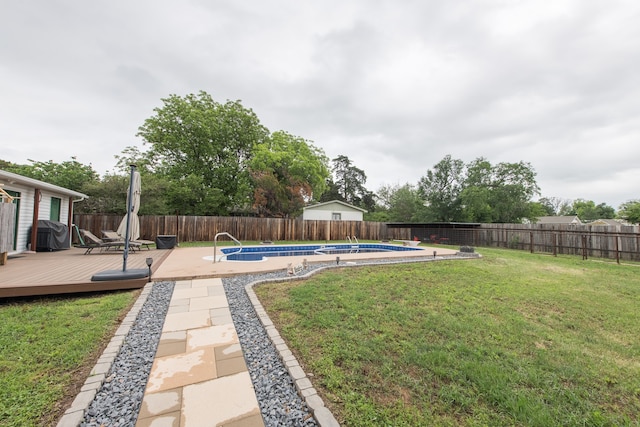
[102,230,154,250]
[78,230,140,254]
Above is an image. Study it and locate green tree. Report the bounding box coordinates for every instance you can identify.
[538,197,572,216]
[377,183,426,222]
[76,174,128,214]
[460,158,493,222]
[419,155,540,223]
[417,155,465,222]
[329,155,373,207]
[137,91,269,215]
[617,200,640,224]
[114,146,160,175]
[488,161,540,223]
[249,131,330,217]
[6,157,99,193]
[570,199,615,221]
[319,178,342,203]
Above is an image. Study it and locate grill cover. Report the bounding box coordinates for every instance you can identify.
[32,220,70,251]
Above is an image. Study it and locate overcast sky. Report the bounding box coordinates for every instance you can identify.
[2,1,640,209]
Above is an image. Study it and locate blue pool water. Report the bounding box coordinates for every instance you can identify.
[219,243,422,261]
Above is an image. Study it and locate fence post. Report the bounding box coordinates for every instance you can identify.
[616,235,620,264]
[530,232,534,253]
[582,235,588,260]
[553,232,557,257]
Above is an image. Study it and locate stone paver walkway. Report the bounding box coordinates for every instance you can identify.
[135,277,265,427]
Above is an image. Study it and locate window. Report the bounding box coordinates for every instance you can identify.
[331,212,341,220]
[50,197,61,221]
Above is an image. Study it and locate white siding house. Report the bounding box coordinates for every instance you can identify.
[0,170,88,254]
[302,200,367,221]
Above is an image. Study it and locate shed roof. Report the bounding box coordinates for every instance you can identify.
[0,169,88,199]
[535,215,582,225]
[303,200,367,213]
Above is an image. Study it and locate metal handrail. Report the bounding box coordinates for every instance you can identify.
[213,232,242,263]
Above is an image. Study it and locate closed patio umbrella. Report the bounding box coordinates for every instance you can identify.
[117,169,141,241]
[91,165,150,281]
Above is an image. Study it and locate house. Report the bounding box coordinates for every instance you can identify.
[587,218,628,227]
[302,200,367,221]
[535,215,582,225]
[0,169,88,255]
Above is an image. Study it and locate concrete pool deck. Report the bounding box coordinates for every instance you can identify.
[151,243,458,281]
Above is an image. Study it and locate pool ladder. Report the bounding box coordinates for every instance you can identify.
[213,232,242,263]
[346,235,359,246]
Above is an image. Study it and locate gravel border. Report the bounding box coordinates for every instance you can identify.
[57,252,479,427]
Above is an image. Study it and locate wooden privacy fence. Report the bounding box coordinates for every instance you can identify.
[72,214,410,243]
[411,223,640,262]
[73,215,640,262]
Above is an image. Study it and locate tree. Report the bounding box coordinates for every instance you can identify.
[459,158,493,222]
[488,161,540,223]
[617,200,640,224]
[417,155,465,222]
[418,155,540,223]
[76,174,128,214]
[114,145,160,175]
[377,183,426,222]
[538,197,572,216]
[570,199,615,221]
[249,131,330,217]
[6,157,99,193]
[329,155,373,207]
[136,91,269,215]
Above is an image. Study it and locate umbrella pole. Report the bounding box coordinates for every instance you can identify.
[122,164,136,272]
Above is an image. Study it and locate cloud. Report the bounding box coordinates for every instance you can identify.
[1,0,639,208]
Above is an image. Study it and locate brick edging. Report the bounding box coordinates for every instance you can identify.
[56,282,155,427]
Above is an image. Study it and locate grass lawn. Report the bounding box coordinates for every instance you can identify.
[0,290,140,427]
[255,247,640,426]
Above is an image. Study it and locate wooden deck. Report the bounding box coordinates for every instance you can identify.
[0,247,171,298]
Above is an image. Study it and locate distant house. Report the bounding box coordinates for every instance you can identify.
[535,215,582,225]
[0,169,88,255]
[302,200,367,221]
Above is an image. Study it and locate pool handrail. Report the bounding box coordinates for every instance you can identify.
[213,232,242,263]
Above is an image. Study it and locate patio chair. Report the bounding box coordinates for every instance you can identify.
[78,230,140,254]
[102,230,154,250]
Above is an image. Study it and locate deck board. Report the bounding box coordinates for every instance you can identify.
[0,247,170,298]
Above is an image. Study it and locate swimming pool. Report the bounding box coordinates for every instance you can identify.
[215,243,422,262]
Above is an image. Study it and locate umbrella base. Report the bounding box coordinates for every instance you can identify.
[91,268,149,282]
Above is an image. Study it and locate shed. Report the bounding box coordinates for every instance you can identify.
[0,169,88,255]
[302,200,367,221]
[535,216,582,225]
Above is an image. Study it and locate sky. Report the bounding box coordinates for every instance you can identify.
[2,1,640,209]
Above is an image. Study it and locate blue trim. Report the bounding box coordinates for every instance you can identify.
[220,243,421,261]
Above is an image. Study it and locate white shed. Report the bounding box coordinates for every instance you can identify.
[0,169,88,255]
[302,200,367,221]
